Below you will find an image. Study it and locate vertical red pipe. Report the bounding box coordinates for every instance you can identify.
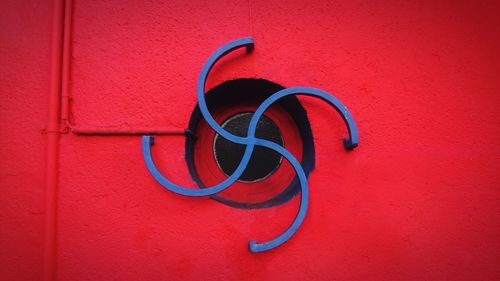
[61,0,72,128]
[43,0,64,280]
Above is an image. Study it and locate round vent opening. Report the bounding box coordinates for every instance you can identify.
[214,112,284,183]
[185,78,315,209]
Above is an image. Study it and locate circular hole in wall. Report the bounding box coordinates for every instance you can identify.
[185,78,315,209]
[214,112,284,183]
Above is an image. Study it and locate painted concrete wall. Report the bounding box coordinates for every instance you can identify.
[1,0,500,280]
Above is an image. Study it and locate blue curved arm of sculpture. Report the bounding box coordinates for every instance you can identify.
[248,86,358,149]
[141,37,359,252]
[196,37,255,144]
[242,87,357,252]
[247,138,309,253]
[142,135,255,197]
[141,38,256,197]
[196,37,358,149]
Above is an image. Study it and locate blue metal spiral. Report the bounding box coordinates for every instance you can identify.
[142,37,359,253]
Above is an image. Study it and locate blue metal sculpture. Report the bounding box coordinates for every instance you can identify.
[142,37,359,253]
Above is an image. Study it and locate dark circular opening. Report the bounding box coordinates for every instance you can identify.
[185,78,315,209]
[214,112,283,183]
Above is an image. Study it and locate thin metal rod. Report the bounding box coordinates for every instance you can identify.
[55,0,182,138]
[71,126,186,136]
[60,0,72,128]
[43,0,65,280]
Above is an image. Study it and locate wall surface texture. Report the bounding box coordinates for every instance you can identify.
[1,0,500,280]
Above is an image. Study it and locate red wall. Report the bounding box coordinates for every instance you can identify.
[1,0,500,280]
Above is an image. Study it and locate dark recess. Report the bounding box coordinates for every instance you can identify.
[185,78,315,209]
[214,112,284,183]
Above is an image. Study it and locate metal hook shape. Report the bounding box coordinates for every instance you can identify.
[141,37,359,252]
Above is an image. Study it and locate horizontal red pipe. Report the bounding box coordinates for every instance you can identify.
[56,0,184,138]
[71,126,186,136]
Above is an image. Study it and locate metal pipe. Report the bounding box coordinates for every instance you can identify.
[71,126,186,136]
[44,1,184,279]
[60,0,72,128]
[43,0,65,280]
[56,0,184,138]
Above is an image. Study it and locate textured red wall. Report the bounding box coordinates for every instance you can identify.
[1,0,51,280]
[1,0,500,280]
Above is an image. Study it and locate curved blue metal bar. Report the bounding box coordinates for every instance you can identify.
[196,37,358,150]
[248,138,308,253]
[196,37,256,142]
[241,86,357,251]
[142,135,255,196]
[141,38,256,197]
[249,87,359,150]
